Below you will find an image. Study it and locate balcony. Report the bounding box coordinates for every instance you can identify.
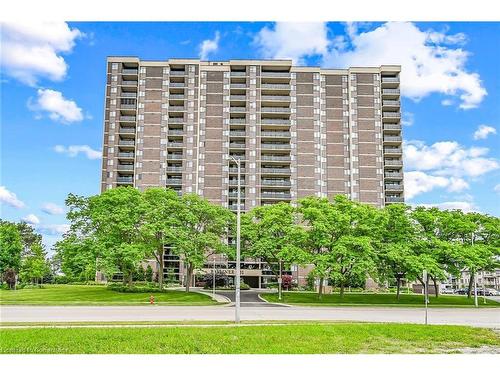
[230,95,247,101]
[229,143,246,149]
[229,204,245,211]
[230,107,246,113]
[261,192,291,199]
[383,124,402,131]
[119,127,136,134]
[229,131,246,137]
[384,159,403,167]
[117,176,133,184]
[261,72,290,78]
[230,72,246,77]
[385,196,405,203]
[229,118,246,125]
[229,179,246,186]
[382,100,400,108]
[261,119,290,125]
[169,82,185,88]
[167,142,183,148]
[168,129,184,136]
[168,118,184,124]
[261,84,290,90]
[121,104,136,110]
[118,152,134,159]
[261,95,290,101]
[385,172,403,179]
[383,136,402,143]
[383,112,401,119]
[261,131,290,138]
[121,80,138,86]
[382,89,400,97]
[119,139,135,146]
[229,154,246,161]
[166,179,182,185]
[170,71,186,76]
[120,92,137,98]
[229,167,247,173]
[167,154,183,160]
[384,147,402,155]
[117,164,134,171]
[261,168,291,174]
[120,115,136,122]
[166,166,183,173]
[169,106,185,111]
[261,107,290,113]
[262,155,291,162]
[169,94,185,99]
[261,180,291,186]
[228,191,246,198]
[381,77,400,87]
[122,69,138,75]
[230,83,247,89]
[385,184,404,191]
[261,143,291,150]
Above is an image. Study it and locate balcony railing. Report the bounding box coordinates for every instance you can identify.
[385,184,403,191]
[261,193,292,198]
[119,140,135,146]
[230,72,246,76]
[229,154,246,160]
[229,179,246,185]
[230,107,246,112]
[261,72,291,78]
[384,136,402,142]
[169,82,185,87]
[121,80,138,86]
[120,116,136,122]
[382,100,400,107]
[385,172,403,178]
[122,69,138,75]
[169,94,185,99]
[229,168,247,173]
[261,119,290,125]
[170,71,186,76]
[117,164,134,171]
[384,147,402,154]
[383,112,401,118]
[385,196,404,203]
[261,143,291,150]
[382,77,400,83]
[167,142,183,148]
[384,159,403,166]
[383,124,402,131]
[229,131,246,137]
[382,89,400,95]
[229,143,246,149]
[166,179,182,185]
[230,84,247,89]
[261,168,291,174]
[120,92,137,98]
[261,180,291,186]
[229,119,246,124]
[119,127,136,134]
[262,155,291,161]
[261,95,290,101]
[169,106,185,111]
[229,204,246,211]
[230,95,247,101]
[166,166,183,172]
[117,176,133,183]
[228,192,246,198]
[167,154,183,160]
[168,130,184,135]
[261,131,290,137]
[118,152,134,158]
[261,84,290,90]
[261,107,290,113]
[168,118,184,124]
[121,104,136,110]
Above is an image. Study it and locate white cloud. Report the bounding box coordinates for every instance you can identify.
[255,22,486,109]
[23,214,40,225]
[473,125,497,140]
[404,140,499,178]
[53,145,102,160]
[0,186,25,209]
[417,201,478,213]
[401,112,414,127]
[41,202,65,215]
[494,184,500,195]
[28,89,83,123]
[254,22,329,64]
[327,22,487,109]
[37,224,70,236]
[1,21,83,86]
[404,172,469,200]
[199,31,220,60]
[441,99,454,106]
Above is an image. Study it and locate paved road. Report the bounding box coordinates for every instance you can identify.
[2,305,499,327]
[213,290,285,307]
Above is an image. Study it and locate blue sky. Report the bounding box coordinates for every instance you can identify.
[1,21,499,251]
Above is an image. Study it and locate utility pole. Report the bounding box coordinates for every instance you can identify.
[423,269,428,325]
[278,259,283,301]
[474,273,478,308]
[230,155,241,324]
[212,256,216,298]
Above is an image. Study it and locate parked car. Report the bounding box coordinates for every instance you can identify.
[478,288,500,296]
[456,288,469,295]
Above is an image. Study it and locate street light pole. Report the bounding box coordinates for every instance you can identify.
[423,269,428,325]
[213,256,216,298]
[230,156,241,324]
[474,272,478,308]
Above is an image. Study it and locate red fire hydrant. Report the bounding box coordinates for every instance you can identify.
[150,295,155,304]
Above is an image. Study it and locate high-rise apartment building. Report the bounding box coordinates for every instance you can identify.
[100,57,404,286]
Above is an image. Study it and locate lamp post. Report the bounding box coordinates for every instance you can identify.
[230,155,241,324]
[212,256,216,298]
[423,269,428,325]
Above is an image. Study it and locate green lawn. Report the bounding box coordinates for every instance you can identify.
[0,284,217,306]
[262,291,500,307]
[0,323,498,354]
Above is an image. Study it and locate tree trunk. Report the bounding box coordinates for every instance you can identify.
[128,272,133,288]
[339,282,345,298]
[185,263,193,293]
[157,245,164,291]
[431,276,439,298]
[396,277,401,301]
[467,271,475,298]
[318,277,324,299]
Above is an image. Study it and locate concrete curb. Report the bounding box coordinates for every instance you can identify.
[192,289,232,304]
[257,293,293,307]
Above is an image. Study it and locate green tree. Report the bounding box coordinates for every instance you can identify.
[19,242,50,285]
[170,193,233,292]
[140,187,182,290]
[145,264,154,282]
[89,187,146,286]
[298,195,382,298]
[0,220,23,287]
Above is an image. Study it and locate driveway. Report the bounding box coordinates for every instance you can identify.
[213,290,286,307]
[2,305,499,328]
